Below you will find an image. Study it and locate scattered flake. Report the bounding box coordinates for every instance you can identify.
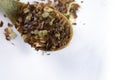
[0,20,3,27]
[8,23,13,27]
[4,27,17,41]
[72,23,76,25]
[81,1,84,3]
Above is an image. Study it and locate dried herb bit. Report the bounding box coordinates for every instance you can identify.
[4,27,17,41]
[0,21,3,27]
[25,13,32,21]
[23,8,30,14]
[42,12,49,18]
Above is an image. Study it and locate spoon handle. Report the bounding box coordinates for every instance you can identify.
[0,0,21,22]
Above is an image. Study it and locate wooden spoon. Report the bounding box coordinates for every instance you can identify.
[0,0,73,51]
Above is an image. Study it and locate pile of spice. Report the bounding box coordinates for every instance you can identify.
[14,0,80,51]
[15,3,73,51]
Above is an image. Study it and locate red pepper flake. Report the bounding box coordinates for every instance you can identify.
[0,21,3,27]
[4,27,17,41]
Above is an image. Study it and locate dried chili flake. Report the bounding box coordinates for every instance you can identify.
[4,27,17,41]
[0,21,3,27]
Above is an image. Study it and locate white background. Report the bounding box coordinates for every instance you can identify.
[0,0,119,80]
[106,0,120,80]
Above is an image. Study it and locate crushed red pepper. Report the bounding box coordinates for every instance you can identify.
[0,0,80,51]
[14,0,80,51]
[15,3,73,51]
